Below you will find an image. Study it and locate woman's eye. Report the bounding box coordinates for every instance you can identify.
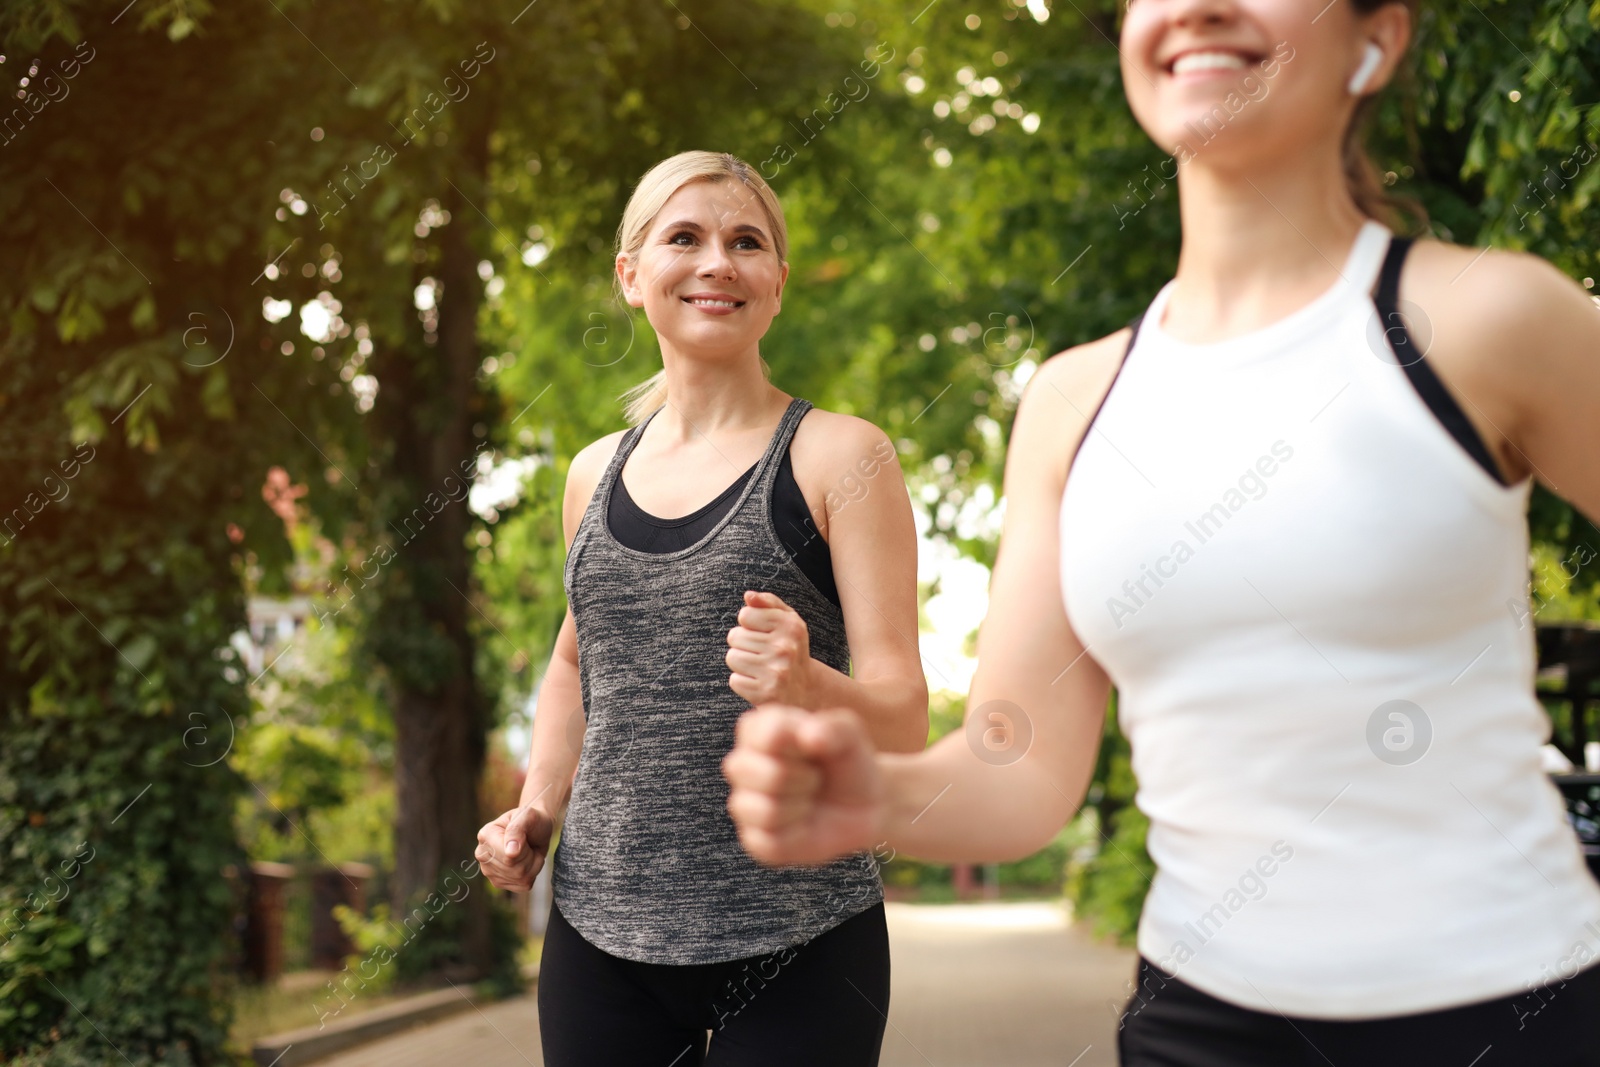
[668,232,695,245]
[734,237,763,251]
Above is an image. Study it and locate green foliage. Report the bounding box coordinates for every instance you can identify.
[233,610,395,866]
[4,0,1599,1058]
[1065,693,1154,945]
[235,723,355,822]
[0,425,253,1062]
[328,904,406,999]
[1066,804,1155,946]
[0,2,366,1058]
[330,867,527,1002]
[474,460,569,707]
[1529,541,1600,623]
[308,777,399,874]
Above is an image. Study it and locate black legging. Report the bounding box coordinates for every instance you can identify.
[1119,954,1600,1066]
[537,899,890,1066]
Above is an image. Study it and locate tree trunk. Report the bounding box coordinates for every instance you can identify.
[386,92,496,975]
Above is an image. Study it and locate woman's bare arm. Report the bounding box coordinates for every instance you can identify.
[798,416,928,752]
[724,332,1129,865]
[515,431,626,823]
[1464,252,1600,522]
[727,414,928,753]
[516,611,583,823]
[480,433,623,886]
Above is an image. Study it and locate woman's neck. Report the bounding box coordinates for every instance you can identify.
[652,341,787,443]
[1164,145,1372,342]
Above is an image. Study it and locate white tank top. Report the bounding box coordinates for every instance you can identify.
[1059,220,1600,1018]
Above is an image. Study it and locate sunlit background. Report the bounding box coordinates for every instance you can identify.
[3,0,1598,1063]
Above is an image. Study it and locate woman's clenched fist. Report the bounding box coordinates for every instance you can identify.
[721,703,885,866]
[726,590,815,707]
[474,804,554,892]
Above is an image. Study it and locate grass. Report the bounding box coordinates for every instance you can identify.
[517,933,545,972]
[229,970,419,1046]
[231,935,547,1049]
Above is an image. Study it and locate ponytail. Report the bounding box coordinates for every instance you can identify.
[1345,0,1427,233]
[1341,93,1427,234]
[619,369,668,426]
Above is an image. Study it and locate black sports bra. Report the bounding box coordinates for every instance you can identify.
[606,445,841,607]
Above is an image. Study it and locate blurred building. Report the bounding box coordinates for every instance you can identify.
[234,594,313,677]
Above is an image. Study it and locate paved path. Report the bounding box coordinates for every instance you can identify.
[879,902,1135,1067]
[312,901,1137,1067]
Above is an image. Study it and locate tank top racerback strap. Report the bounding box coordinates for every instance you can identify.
[749,396,813,498]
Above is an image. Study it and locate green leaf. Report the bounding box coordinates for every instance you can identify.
[122,634,158,673]
[130,292,156,331]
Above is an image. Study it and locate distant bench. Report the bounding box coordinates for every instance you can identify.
[1539,622,1600,883]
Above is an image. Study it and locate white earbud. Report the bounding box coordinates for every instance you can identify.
[1348,41,1384,95]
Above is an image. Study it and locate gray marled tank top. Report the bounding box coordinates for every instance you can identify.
[553,396,883,964]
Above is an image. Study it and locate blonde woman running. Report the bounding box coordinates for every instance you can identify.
[722,2,1600,1063]
[475,151,927,1067]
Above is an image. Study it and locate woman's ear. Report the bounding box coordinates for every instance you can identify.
[616,252,645,308]
[1355,2,1411,95]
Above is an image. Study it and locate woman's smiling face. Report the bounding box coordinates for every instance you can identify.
[618,178,789,356]
[1119,0,1378,165]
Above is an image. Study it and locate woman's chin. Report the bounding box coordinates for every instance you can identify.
[653,323,765,355]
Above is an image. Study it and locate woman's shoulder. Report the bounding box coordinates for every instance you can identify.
[570,428,630,475]
[1030,327,1137,417]
[1013,327,1137,484]
[1399,236,1595,413]
[562,429,630,537]
[1401,235,1600,500]
[568,429,630,491]
[791,405,897,471]
[1037,327,1136,382]
[1402,236,1587,338]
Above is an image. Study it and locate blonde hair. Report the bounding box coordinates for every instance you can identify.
[614,152,789,425]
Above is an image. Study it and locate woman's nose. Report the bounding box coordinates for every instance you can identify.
[697,242,736,279]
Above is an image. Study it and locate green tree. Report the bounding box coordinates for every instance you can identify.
[0,0,378,1057]
[5,3,877,1053]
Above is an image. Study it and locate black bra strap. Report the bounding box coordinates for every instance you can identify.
[1372,236,1509,487]
[1373,236,1410,315]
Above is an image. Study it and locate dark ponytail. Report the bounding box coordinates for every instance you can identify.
[1345,0,1427,233]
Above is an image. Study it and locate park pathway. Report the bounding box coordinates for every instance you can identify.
[310,901,1137,1067]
